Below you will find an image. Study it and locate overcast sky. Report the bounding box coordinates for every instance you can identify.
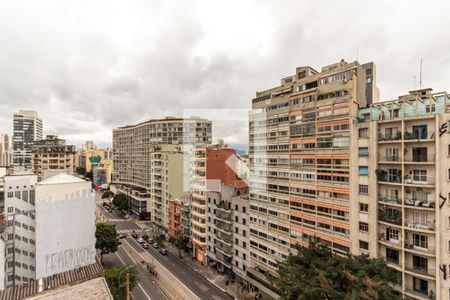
[1,0,449,148]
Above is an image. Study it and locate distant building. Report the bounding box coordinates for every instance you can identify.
[168,199,181,240]
[12,110,43,173]
[77,149,106,173]
[112,117,212,220]
[31,135,76,181]
[83,141,96,151]
[0,173,96,289]
[0,134,13,168]
[104,147,113,160]
[94,159,113,187]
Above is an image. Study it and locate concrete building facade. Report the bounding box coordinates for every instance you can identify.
[12,110,43,173]
[31,135,76,181]
[0,134,13,168]
[191,145,237,264]
[112,117,212,222]
[248,60,378,297]
[0,173,95,289]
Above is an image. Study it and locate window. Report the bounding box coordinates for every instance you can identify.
[412,169,427,183]
[358,147,369,157]
[387,228,399,242]
[359,203,369,213]
[359,185,369,194]
[359,222,369,232]
[413,277,428,295]
[359,166,369,176]
[386,248,399,264]
[359,240,369,250]
[359,128,369,138]
[413,255,428,272]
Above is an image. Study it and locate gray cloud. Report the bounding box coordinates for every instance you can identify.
[0,0,450,148]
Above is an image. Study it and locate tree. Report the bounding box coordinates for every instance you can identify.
[271,241,400,300]
[105,264,138,300]
[102,190,114,199]
[173,228,187,258]
[95,222,119,263]
[112,193,128,211]
[85,170,93,181]
[76,166,86,176]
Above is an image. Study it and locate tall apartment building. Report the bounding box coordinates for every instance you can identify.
[0,173,96,289]
[248,60,378,297]
[206,180,249,278]
[112,117,211,222]
[31,135,76,181]
[354,89,450,300]
[12,110,43,173]
[0,134,13,168]
[191,145,237,264]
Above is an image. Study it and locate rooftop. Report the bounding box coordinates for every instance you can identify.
[37,173,86,185]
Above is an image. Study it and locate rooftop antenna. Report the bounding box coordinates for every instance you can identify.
[419,58,423,89]
[413,75,416,90]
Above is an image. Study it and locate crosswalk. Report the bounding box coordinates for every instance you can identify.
[107,218,128,222]
[116,229,144,234]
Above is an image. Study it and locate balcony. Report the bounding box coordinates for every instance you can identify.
[378,208,402,225]
[404,243,435,255]
[404,198,435,209]
[405,264,436,278]
[404,175,435,186]
[404,153,435,164]
[378,155,402,163]
[378,132,402,142]
[378,195,402,205]
[405,220,435,231]
[404,131,435,141]
[377,171,402,184]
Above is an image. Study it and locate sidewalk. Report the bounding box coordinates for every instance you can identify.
[165,243,256,300]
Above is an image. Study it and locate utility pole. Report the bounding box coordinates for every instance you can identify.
[125,272,130,300]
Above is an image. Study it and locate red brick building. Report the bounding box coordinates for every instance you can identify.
[168,199,181,240]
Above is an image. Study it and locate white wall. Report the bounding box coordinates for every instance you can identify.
[35,180,96,279]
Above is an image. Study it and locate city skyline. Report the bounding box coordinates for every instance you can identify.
[1,0,450,148]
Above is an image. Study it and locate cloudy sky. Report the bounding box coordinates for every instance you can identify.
[1,0,449,148]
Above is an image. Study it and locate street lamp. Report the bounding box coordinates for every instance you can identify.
[118,264,133,300]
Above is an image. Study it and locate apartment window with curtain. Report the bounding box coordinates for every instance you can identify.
[358,147,369,157]
[359,166,369,176]
[358,128,369,138]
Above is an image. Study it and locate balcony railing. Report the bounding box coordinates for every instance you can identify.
[404,131,435,141]
[405,264,436,277]
[378,195,402,205]
[405,219,435,231]
[404,176,435,185]
[379,155,402,162]
[378,174,402,183]
[404,243,435,253]
[378,132,402,141]
[378,209,402,225]
[404,199,436,208]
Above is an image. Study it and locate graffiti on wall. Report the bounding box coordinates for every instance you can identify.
[44,245,96,275]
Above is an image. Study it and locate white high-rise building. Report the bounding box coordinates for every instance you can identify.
[0,134,12,168]
[12,110,43,173]
[0,173,95,289]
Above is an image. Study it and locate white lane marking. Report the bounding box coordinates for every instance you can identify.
[116,250,152,300]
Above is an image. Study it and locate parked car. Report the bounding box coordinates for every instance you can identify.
[137,237,145,244]
[142,234,149,241]
[131,231,138,238]
[119,233,127,239]
[158,248,168,255]
[152,242,159,248]
[142,242,149,249]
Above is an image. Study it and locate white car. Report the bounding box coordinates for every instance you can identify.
[137,237,145,244]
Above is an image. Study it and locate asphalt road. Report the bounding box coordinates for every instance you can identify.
[103,247,165,300]
[127,236,232,300]
[96,192,232,300]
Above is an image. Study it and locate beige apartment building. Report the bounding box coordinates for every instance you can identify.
[354,89,450,300]
[112,117,211,221]
[248,60,378,297]
[248,59,450,300]
[31,135,76,181]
